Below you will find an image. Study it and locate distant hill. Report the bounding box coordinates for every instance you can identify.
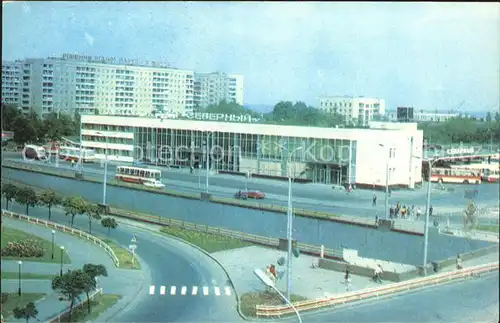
[244,104,274,114]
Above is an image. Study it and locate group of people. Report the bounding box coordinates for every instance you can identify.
[389,202,433,220]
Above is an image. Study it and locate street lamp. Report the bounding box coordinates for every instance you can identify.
[378,144,390,219]
[205,131,213,193]
[51,230,55,260]
[95,132,109,205]
[60,246,65,276]
[253,268,302,323]
[18,261,22,296]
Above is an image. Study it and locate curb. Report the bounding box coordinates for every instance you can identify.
[112,218,252,321]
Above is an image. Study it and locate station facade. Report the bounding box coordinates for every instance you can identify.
[80,115,424,188]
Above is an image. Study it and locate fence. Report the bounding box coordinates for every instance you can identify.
[48,287,103,323]
[255,262,499,318]
[110,208,344,260]
[1,210,120,268]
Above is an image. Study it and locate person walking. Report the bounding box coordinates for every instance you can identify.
[344,266,351,291]
[372,194,377,206]
[456,255,463,270]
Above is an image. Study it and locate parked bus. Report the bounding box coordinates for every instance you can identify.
[115,166,165,188]
[58,146,96,163]
[431,167,481,184]
[451,164,500,183]
[23,144,47,161]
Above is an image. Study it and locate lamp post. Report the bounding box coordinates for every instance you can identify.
[378,144,390,219]
[60,246,65,276]
[422,159,433,276]
[282,146,303,302]
[254,268,302,323]
[205,132,212,193]
[18,261,22,296]
[51,230,55,260]
[198,164,201,189]
[95,131,109,205]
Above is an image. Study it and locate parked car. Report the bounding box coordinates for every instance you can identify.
[143,179,165,189]
[246,190,266,199]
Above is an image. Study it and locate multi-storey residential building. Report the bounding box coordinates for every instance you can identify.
[193,72,244,108]
[1,60,22,107]
[318,96,386,126]
[2,54,194,117]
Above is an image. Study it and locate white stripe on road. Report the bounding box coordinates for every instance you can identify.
[170,286,177,295]
[192,286,198,295]
[203,286,209,296]
[149,285,155,295]
[160,286,166,295]
[214,286,221,296]
[181,286,187,295]
[225,287,232,296]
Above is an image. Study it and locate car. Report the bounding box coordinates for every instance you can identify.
[143,180,165,189]
[246,190,266,199]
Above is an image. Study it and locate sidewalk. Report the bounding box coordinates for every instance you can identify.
[1,216,146,322]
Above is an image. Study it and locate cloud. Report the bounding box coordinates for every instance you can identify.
[84,32,94,46]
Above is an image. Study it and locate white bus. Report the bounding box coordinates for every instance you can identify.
[431,167,482,184]
[451,163,500,183]
[58,146,96,163]
[115,166,165,188]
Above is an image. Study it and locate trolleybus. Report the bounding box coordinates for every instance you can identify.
[115,166,165,188]
[431,167,482,184]
[58,146,96,163]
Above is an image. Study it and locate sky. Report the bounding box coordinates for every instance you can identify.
[2,1,499,112]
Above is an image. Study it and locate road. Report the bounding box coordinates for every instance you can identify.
[4,155,500,224]
[2,167,494,267]
[5,202,241,322]
[291,272,499,323]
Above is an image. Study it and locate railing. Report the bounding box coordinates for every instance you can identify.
[48,288,103,323]
[110,208,344,259]
[255,262,499,318]
[1,210,120,268]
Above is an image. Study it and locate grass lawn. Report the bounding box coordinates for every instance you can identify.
[240,291,308,317]
[159,226,254,253]
[1,272,56,280]
[476,224,499,233]
[1,293,46,318]
[0,226,71,264]
[59,294,121,322]
[98,237,141,270]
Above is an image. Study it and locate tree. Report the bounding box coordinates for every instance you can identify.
[101,217,118,235]
[39,189,62,221]
[62,196,86,227]
[82,264,108,313]
[14,187,38,216]
[1,103,22,131]
[13,301,38,323]
[13,115,38,145]
[495,111,500,123]
[485,112,492,123]
[52,269,92,323]
[1,183,19,209]
[83,202,102,234]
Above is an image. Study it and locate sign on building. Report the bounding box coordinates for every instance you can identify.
[183,112,260,123]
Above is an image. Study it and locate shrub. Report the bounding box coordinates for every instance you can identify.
[1,293,8,304]
[0,239,45,258]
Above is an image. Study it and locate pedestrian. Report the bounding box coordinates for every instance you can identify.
[401,205,407,219]
[372,194,377,206]
[344,266,351,290]
[375,215,379,226]
[389,207,394,219]
[456,255,463,270]
[416,207,421,220]
[429,205,434,217]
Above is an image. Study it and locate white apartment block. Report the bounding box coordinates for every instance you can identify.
[2,54,194,117]
[1,60,22,107]
[194,72,244,108]
[318,96,386,126]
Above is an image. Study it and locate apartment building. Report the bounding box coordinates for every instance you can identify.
[2,54,194,117]
[318,96,386,126]
[193,72,244,108]
[1,60,22,107]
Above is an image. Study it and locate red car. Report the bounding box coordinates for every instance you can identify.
[246,190,266,199]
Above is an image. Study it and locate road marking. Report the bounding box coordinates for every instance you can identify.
[192,286,198,295]
[149,285,155,295]
[225,287,232,296]
[160,286,166,295]
[214,286,221,296]
[203,286,209,296]
[181,286,187,295]
[170,286,176,295]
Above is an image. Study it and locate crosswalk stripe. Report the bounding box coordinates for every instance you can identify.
[192,286,198,295]
[181,286,187,295]
[203,286,209,296]
[160,286,166,295]
[170,286,176,295]
[149,285,155,295]
[225,287,231,296]
[214,286,221,296]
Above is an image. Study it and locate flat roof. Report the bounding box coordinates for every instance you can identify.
[81,115,420,141]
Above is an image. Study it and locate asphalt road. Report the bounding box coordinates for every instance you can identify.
[4,155,500,222]
[5,202,241,322]
[291,272,499,323]
[3,167,493,267]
